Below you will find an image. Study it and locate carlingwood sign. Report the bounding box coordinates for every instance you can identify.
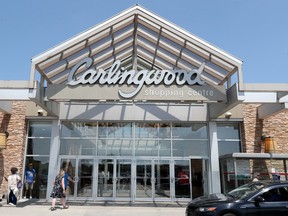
[46,57,226,102]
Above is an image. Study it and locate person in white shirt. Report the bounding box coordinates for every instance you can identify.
[7,167,21,206]
[252,172,260,182]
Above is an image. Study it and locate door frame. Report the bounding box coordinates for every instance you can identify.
[58,156,207,201]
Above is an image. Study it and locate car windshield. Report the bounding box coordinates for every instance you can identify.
[226,182,265,200]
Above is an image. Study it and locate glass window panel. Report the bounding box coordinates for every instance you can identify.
[217,123,240,139]
[159,123,171,138]
[135,140,158,156]
[98,123,132,138]
[97,139,133,156]
[28,121,52,137]
[218,141,241,156]
[135,123,170,139]
[220,159,236,193]
[26,138,51,155]
[173,140,208,157]
[59,139,96,155]
[158,140,171,156]
[61,122,97,138]
[135,123,159,138]
[172,123,207,139]
[135,139,171,156]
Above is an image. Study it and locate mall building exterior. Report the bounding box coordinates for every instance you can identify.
[1,5,288,202]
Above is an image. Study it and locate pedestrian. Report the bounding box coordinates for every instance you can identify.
[252,172,260,182]
[24,163,36,199]
[64,167,74,191]
[63,167,74,196]
[98,169,106,197]
[7,167,21,206]
[50,169,69,211]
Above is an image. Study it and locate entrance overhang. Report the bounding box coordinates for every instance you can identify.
[220,152,288,160]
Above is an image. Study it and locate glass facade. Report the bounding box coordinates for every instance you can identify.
[24,120,242,201]
[59,122,209,157]
[24,121,52,199]
[217,123,241,156]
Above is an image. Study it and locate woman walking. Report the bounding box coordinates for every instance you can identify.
[7,167,21,206]
[50,169,69,211]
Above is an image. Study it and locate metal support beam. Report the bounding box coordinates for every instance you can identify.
[0,101,12,114]
[258,103,288,119]
[28,83,59,117]
[209,83,243,118]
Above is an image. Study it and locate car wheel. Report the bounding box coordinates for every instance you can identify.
[222,213,237,216]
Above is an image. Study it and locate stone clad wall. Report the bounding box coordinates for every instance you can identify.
[0,101,27,196]
[262,109,288,153]
[242,104,288,179]
[242,104,288,153]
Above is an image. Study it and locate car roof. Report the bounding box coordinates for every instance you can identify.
[250,180,288,187]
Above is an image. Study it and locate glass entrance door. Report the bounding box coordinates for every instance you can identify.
[174,160,191,198]
[60,158,76,199]
[77,159,94,198]
[59,157,205,201]
[60,157,94,200]
[97,158,132,199]
[98,159,113,198]
[154,160,171,200]
[115,159,131,198]
[135,159,172,201]
[136,160,152,199]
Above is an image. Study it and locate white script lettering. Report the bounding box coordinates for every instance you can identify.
[67,58,205,98]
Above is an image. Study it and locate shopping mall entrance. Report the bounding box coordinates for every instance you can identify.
[59,157,208,201]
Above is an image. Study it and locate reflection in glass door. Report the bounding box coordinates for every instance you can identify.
[116,159,131,198]
[174,160,191,198]
[136,160,152,199]
[136,159,171,200]
[60,158,76,199]
[154,160,171,199]
[98,159,113,198]
[77,159,93,198]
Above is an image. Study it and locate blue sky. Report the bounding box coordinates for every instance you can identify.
[0,0,287,83]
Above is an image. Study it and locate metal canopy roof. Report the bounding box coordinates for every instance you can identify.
[220,153,288,160]
[30,5,243,89]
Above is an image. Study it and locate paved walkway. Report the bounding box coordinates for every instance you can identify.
[0,199,187,216]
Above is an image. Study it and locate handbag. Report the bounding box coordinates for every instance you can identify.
[17,180,23,189]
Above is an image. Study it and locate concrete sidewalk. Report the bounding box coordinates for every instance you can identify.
[0,199,187,216]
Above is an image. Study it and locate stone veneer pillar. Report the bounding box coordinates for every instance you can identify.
[0,101,27,197]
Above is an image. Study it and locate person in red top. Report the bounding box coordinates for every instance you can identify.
[177,169,189,185]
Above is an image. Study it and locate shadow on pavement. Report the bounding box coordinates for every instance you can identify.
[14,199,187,208]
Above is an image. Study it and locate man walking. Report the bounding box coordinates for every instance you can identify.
[24,163,36,199]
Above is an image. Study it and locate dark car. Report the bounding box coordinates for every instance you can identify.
[185,181,288,216]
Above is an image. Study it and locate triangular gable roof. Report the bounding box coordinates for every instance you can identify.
[30,4,243,89]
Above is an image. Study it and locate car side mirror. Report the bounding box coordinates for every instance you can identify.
[254,196,265,203]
